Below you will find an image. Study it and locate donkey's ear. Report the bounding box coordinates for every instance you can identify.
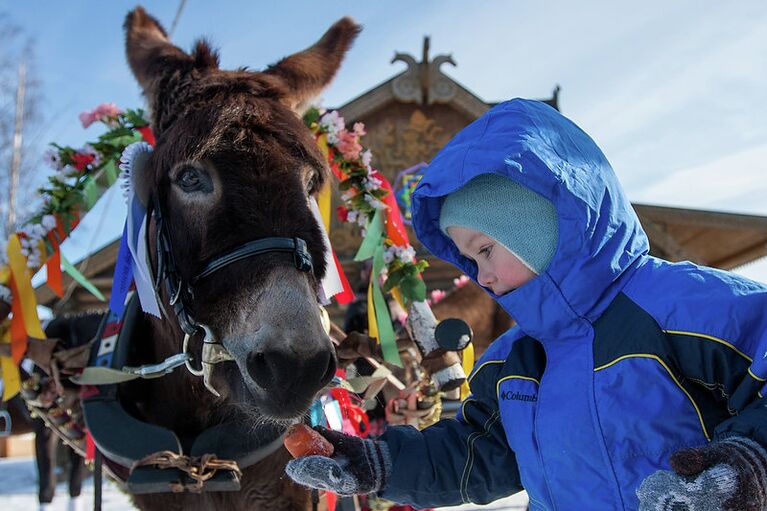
[124,8,220,94]
[264,17,361,114]
[124,8,186,95]
[125,8,219,134]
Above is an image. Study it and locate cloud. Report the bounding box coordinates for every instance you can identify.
[631,143,767,214]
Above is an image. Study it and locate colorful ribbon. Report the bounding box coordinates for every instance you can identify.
[460,342,475,401]
[108,222,134,317]
[61,253,105,301]
[372,170,410,248]
[0,329,20,401]
[7,234,45,341]
[371,243,401,367]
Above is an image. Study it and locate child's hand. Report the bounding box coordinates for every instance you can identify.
[636,437,767,511]
[285,426,391,496]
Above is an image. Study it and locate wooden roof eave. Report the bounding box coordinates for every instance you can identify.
[337,71,492,123]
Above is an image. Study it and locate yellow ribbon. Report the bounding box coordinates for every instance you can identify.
[1,329,20,401]
[318,182,332,232]
[0,265,9,286]
[316,133,330,160]
[460,342,475,401]
[367,278,379,341]
[7,234,45,338]
[390,287,406,312]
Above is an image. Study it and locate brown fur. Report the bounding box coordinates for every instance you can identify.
[118,8,360,510]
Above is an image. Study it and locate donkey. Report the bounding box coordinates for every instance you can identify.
[100,8,360,510]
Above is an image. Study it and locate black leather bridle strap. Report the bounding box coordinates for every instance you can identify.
[190,237,313,285]
[149,194,315,337]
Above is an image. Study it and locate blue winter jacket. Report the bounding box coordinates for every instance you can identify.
[379,99,767,510]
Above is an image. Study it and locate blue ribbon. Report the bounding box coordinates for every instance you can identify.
[309,399,325,427]
[108,221,134,316]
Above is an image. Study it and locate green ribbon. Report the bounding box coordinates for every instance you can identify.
[102,160,118,186]
[372,242,401,367]
[60,253,105,301]
[354,209,384,262]
[83,176,99,209]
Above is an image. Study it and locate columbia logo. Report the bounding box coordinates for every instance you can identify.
[500,390,538,402]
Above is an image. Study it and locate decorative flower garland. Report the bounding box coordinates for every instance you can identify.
[14,105,151,271]
[0,104,153,401]
[304,108,428,306]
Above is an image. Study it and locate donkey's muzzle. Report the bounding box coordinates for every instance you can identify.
[246,340,336,404]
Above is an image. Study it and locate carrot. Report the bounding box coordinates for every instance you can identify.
[284,423,334,458]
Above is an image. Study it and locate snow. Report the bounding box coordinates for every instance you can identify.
[0,457,528,510]
[0,457,133,510]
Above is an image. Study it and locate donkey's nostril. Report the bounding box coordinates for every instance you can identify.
[319,351,336,387]
[247,351,272,388]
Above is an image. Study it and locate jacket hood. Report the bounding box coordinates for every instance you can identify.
[411,99,648,340]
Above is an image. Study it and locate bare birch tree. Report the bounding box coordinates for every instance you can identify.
[0,13,42,241]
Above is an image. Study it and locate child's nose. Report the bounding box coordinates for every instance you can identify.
[478,268,495,287]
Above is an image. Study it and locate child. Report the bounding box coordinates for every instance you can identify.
[287,99,767,511]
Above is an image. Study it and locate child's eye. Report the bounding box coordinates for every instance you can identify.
[478,244,493,258]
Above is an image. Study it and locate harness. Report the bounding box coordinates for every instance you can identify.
[80,193,317,494]
[150,194,313,395]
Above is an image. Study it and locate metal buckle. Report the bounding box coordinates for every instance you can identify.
[123,353,191,379]
[183,324,234,397]
[293,238,313,272]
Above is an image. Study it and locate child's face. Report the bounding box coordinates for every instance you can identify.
[448,226,537,295]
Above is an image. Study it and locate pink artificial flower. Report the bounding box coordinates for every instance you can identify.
[95,102,122,118]
[79,111,98,129]
[453,275,470,288]
[352,122,366,137]
[79,103,123,129]
[336,130,362,161]
[430,289,446,304]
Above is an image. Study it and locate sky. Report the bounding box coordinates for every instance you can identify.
[4,0,767,281]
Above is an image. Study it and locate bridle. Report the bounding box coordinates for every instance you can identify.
[149,193,315,395]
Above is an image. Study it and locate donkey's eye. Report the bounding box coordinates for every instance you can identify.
[307,172,319,193]
[175,166,210,193]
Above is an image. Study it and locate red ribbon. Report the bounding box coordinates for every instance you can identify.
[330,387,370,437]
[45,248,64,298]
[332,250,355,305]
[137,125,155,147]
[325,492,337,511]
[46,226,64,298]
[44,213,81,298]
[85,429,96,462]
[372,171,409,247]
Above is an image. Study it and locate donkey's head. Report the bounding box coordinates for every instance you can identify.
[124,8,359,420]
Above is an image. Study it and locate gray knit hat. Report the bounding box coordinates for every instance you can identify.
[439,173,558,274]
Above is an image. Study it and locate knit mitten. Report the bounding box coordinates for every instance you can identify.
[285,426,391,496]
[637,436,767,511]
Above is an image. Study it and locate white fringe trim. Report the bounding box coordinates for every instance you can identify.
[118,141,153,202]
